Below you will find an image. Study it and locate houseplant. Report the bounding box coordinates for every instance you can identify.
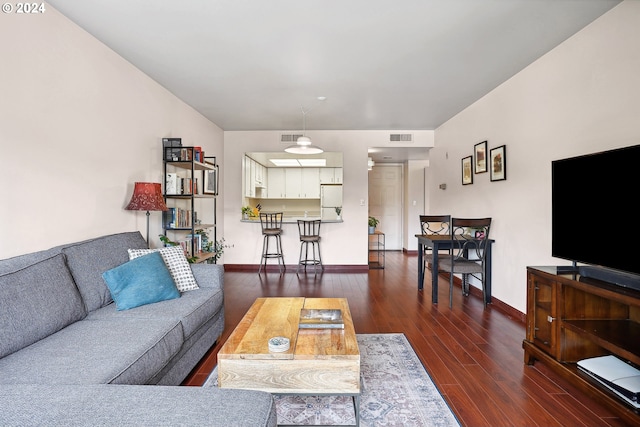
[194,229,225,263]
[159,230,225,264]
[241,206,253,220]
[335,206,342,220]
[368,216,379,234]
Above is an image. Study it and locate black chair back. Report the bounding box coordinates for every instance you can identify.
[450,217,492,262]
[419,215,451,235]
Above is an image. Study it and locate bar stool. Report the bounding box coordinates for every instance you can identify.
[296,219,323,275]
[258,212,285,274]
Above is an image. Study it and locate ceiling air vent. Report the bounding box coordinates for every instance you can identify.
[280,134,304,143]
[390,133,413,142]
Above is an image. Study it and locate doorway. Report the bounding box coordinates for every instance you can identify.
[368,164,403,250]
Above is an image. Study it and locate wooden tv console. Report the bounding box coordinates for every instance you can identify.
[523,266,640,424]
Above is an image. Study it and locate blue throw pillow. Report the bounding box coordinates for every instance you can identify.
[102,251,180,311]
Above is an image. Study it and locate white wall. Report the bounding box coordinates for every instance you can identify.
[223,130,433,265]
[404,160,429,251]
[429,0,640,312]
[0,6,223,259]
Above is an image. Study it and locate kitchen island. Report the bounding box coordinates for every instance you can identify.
[226,216,366,272]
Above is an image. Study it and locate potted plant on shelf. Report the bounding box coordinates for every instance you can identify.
[159,231,225,264]
[368,216,379,234]
[195,229,225,263]
[335,206,342,220]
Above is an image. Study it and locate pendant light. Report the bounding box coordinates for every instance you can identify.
[285,107,324,154]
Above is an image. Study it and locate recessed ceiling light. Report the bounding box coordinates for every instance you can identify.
[270,159,300,167]
[317,96,326,101]
[298,159,326,167]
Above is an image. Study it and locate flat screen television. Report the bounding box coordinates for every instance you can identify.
[552,144,640,289]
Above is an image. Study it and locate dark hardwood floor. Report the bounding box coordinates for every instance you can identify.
[183,251,632,427]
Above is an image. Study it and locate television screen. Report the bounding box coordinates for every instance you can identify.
[552,144,640,276]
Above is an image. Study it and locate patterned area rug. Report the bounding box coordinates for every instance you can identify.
[204,333,460,426]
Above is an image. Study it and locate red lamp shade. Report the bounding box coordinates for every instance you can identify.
[125,182,168,212]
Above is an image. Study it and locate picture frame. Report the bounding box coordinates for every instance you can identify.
[203,167,218,195]
[474,140,487,174]
[490,145,507,182]
[461,156,473,185]
[162,137,182,161]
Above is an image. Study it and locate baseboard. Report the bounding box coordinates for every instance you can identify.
[403,248,419,256]
[442,271,525,324]
[224,264,369,273]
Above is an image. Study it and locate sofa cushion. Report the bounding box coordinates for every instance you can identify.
[0,317,183,385]
[0,246,61,275]
[128,246,199,292]
[89,286,222,339]
[102,252,180,311]
[62,232,148,312]
[0,253,87,359]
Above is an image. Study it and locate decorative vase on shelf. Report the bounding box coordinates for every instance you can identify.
[369,226,375,234]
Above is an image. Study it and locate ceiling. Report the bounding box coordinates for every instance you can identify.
[48,0,619,135]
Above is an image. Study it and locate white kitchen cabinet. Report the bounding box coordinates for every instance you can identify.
[266,168,320,199]
[285,168,302,198]
[254,162,265,187]
[267,168,286,198]
[319,167,343,184]
[244,156,254,197]
[301,168,320,198]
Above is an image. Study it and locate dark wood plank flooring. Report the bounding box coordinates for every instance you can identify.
[183,251,632,427]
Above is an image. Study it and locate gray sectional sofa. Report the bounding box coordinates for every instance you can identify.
[0,231,277,426]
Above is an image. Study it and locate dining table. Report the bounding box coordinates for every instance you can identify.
[416,234,494,304]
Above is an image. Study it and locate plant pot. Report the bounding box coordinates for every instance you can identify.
[242,213,248,220]
[336,215,341,221]
[369,226,376,234]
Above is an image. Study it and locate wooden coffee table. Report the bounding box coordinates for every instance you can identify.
[218,297,360,425]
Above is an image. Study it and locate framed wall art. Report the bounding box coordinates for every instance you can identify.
[203,168,218,195]
[461,156,473,185]
[490,145,507,182]
[474,140,487,174]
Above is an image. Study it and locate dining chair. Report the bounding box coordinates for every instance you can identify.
[438,217,492,308]
[419,215,451,272]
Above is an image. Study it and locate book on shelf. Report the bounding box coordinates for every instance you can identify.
[186,234,202,252]
[163,208,176,229]
[163,207,194,229]
[180,177,193,195]
[180,148,192,161]
[165,173,178,195]
[165,176,200,195]
[299,309,344,329]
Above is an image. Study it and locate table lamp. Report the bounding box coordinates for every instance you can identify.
[125,182,168,247]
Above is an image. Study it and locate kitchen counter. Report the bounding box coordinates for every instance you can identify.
[241,217,343,224]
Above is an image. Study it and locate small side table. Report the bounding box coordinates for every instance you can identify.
[368,231,385,269]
